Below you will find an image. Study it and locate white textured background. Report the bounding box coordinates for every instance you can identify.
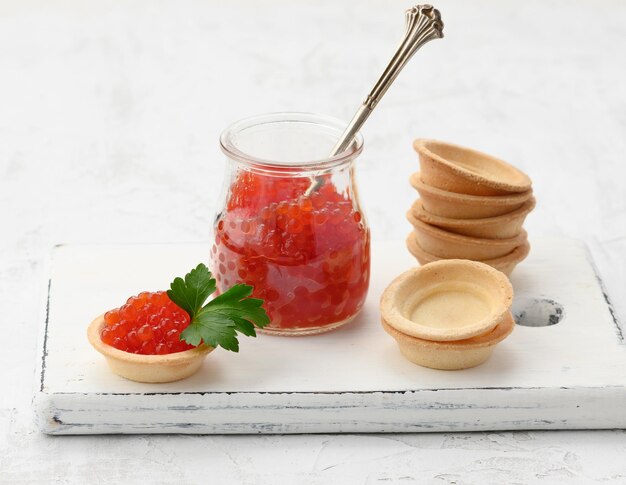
[1,0,625,483]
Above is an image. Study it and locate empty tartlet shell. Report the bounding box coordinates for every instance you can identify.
[406,231,531,276]
[379,259,513,342]
[87,315,214,383]
[409,197,535,239]
[413,139,532,196]
[409,172,533,219]
[382,311,515,370]
[411,217,527,260]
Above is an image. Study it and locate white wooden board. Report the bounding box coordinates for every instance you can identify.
[34,239,626,434]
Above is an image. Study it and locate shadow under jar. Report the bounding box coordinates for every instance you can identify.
[212,112,371,336]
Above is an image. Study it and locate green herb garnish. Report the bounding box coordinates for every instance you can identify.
[167,263,270,352]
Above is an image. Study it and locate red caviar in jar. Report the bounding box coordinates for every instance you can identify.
[100,291,195,354]
[212,172,370,333]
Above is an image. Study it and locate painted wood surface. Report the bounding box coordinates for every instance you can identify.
[35,239,626,434]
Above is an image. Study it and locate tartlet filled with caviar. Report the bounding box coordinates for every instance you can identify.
[87,264,269,383]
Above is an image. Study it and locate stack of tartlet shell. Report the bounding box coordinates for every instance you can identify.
[380,260,515,370]
[408,139,535,275]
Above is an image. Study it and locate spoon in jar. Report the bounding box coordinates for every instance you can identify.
[305,4,444,196]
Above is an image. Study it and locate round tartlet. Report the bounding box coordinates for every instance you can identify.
[413,139,532,196]
[410,217,528,260]
[380,259,513,342]
[406,231,530,276]
[87,315,214,383]
[409,197,536,239]
[382,311,515,370]
[409,172,533,219]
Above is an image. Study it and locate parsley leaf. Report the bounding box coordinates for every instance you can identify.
[182,311,238,350]
[169,264,270,352]
[167,263,216,318]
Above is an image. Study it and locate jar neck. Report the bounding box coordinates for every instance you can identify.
[228,157,358,178]
[220,112,363,175]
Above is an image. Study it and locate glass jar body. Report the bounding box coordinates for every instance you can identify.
[211,113,370,335]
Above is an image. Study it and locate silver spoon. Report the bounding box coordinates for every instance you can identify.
[306,4,444,195]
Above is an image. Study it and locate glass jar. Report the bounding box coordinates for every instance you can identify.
[211,112,370,336]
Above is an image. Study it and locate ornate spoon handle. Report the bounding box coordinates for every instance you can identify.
[306,4,444,195]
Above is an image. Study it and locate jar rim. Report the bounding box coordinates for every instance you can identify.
[219,112,364,170]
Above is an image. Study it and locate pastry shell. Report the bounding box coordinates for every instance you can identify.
[414,139,532,196]
[87,315,214,383]
[379,259,513,342]
[406,231,530,276]
[409,197,536,239]
[409,172,533,219]
[411,217,528,260]
[382,311,515,370]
